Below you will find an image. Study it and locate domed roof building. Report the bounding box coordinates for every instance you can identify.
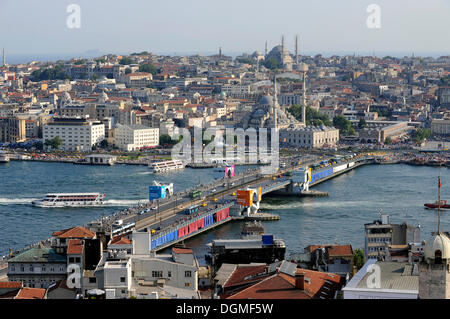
[419,232,450,299]
[267,45,294,69]
[240,93,303,130]
[423,233,450,261]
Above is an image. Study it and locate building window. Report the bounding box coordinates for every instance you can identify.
[152,271,163,278]
[168,271,171,278]
[185,282,192,287]
[89,277,96,284]
[120,277,126,283]
[185,271,192,278]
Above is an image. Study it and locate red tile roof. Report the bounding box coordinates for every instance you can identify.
[225,268,344,300]
[14,288,46,299]
[226,273,310,299]
[0,282,22,289]
[328,245,353,257]
[110,236,132,245]
[67,239,84,255]
[224,265,268,289]
[52,226,96,239]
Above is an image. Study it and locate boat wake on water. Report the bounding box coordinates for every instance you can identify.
[0,198,147,207]
[0,198,39,206]
[259,200,363,210]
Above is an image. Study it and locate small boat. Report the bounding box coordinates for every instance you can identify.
[0,154,10,163]
[424,200,450,210]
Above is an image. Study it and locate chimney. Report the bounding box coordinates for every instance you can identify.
[295,273,305,290]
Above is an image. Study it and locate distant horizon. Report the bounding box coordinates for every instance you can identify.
[2,1,450,64]
[4,49,450,66]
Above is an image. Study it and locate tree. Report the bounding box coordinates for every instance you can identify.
[119,57,134,65]
[139,63,157,75]
[31,64,70,81]
[358,118,367,129]
[236,57,255,65]
[131,51,149,56]
[353,248,365,269]
[74,59,85,65]
[414,128,431,144]
[44,136,62,150]
[287,105,332,126]
[99,139,108,149]
[384,136,393,145]
[125,68,132,74]
[160,134,173,145]
[263,57,281,70]
[333,115,353,135]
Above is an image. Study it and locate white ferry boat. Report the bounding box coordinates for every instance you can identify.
[0,154,9,163]
[31,193,106,207]
[149,160,185,173]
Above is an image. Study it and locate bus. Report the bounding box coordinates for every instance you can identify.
[185,204,200,215]
[189,190,202,199]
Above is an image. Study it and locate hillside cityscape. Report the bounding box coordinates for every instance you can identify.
[2,36,450,302]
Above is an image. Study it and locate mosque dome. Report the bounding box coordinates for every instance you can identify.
[259,95,273,106]
[220,91,227,99]
[424,233,450,260]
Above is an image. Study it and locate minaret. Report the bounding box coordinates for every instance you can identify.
[273,76,278,130]
[2,48,5,67]
[281,35,285,65]
[295,35,298,64]
[265,41,268,58]
[299,63,309,125]
[219,47,222,59]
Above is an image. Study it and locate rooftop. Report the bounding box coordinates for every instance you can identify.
[14,287,46,299]
[8,247,66,263]
[344,260,418,292]
[52,226,96,239]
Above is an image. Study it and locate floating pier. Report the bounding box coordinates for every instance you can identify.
[243,213,280,221]
[300,190,329,197]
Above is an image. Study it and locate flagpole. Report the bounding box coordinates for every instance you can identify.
[438,169,441,234]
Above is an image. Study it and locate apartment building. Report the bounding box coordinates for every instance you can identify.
[114,124,159,151]
[43,117,105,151]
[7,247,67,289]
[364,214,420,261]
[103,232,200,299]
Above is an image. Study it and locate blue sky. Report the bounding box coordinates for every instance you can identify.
[0,0,449,58]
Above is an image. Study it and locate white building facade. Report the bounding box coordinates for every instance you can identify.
[114,124,159,151]
[43,118,105,151]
